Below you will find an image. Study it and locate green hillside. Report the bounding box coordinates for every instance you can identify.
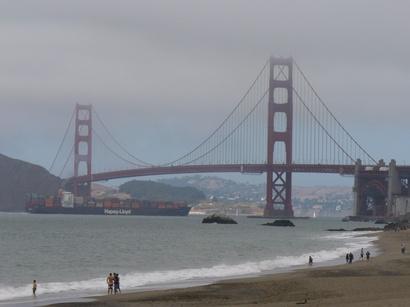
[0,154,62,211]
[119,180,206,202]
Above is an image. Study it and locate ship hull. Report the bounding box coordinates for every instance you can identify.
[26,206,191,216]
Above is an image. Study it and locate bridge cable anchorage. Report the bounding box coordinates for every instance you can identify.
[92,108,153,167]
[91,127,148,168]
[49,108,76,173]
[165,60,269,166]
[293,88,355,163]
[179,89,269,165]
[293,61,377,165]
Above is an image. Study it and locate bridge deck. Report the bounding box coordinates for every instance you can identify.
[69,164,410,184]
[71,164,361,183]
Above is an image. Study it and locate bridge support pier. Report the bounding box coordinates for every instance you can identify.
[264,56,294,217]
[352,159,361,216]
[354,163,387,217]
[387,159,401,216]
[265,171,293,217]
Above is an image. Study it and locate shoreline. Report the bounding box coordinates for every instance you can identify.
[3,230,378,307]
[39,230,409,307]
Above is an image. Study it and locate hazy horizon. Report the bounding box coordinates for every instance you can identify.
[1,0,409,186]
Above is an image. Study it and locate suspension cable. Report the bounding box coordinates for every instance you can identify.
[49,108,75,172]
[293,88,355,163]
[92,109,152,166]
[165,60,269,166]
[59,144,74,178]
[294,61,377,164]
[92,128,147,168]
[181,89,269,165]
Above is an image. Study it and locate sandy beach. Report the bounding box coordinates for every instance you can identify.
[48,230,410,307]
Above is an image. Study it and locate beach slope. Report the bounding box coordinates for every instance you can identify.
[49,230,410,306]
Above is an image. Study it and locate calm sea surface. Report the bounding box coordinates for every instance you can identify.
[0,213,379,304]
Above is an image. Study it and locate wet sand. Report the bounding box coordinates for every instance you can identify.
[49,230,410,306]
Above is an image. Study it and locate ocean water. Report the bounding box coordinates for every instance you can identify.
[0,213,379,305]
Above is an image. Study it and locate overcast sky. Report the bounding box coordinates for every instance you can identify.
[1,0,409,185]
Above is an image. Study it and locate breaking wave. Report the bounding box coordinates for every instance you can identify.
[0,231,378,303]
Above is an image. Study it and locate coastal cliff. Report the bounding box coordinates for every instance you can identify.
[0,154,61,211]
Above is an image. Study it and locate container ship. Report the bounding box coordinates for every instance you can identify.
[25,192,191,216]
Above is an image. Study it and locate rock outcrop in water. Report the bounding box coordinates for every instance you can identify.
[262,220,295,227]
[352,227,383,231]
[384,221,409,231]
[202,214,238,224]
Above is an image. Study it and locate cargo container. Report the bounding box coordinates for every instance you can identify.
[74,196,84,205]
[62,192,74,208]
[26,193,191,216]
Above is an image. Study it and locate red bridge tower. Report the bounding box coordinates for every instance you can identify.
[73,104,92,197]
[264,57,294,217]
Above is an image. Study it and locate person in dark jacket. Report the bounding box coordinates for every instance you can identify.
[32,280,37,296]
[114,273,121,294]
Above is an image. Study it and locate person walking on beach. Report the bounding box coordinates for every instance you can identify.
[349,252,354,263]
[401,243,406,254]
[366,250,370,261]
[345,253,349,264]
[114,273,121,294]
[308,256,313,265]
[106,273,114,295]
[32,280,37,296]
[360,248,364,260]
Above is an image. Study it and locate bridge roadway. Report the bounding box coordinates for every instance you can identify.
[71,164,356,183]
[68,163,410,184]
[70,163,410,184]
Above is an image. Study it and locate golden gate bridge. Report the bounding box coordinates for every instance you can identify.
[49,57,410,218]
